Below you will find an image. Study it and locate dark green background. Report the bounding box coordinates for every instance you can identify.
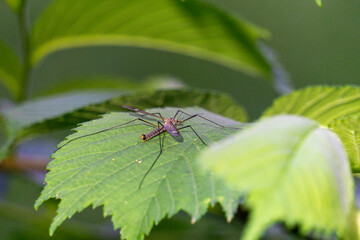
[0,0,359,118]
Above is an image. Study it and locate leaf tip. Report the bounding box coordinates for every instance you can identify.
[34,198,43,210]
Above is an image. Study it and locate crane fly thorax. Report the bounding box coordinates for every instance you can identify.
[164,118,180,137]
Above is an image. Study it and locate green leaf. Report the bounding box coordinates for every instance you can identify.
[36,76,186,97]
[263,86,360,126]
[31,0,271,78]
[315,0,322,7]
[329,115,360,171]
[0,173,117,240]
[263,86,360,172]
[199,115,354,240]
[4,0,21,13]
[0,91,120,160]
[0,41,22,98]
[0,89,247,161]
[35,107,243,240]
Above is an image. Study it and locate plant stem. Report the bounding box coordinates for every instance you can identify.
[18,0,31,102]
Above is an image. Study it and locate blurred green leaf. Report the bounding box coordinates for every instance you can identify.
[4,0,21,13]
[199,115,354,240]
[0,173,117,240]
[148,211,243,240]
[329,115,360,172]
[263,86,360,126]
[0,89,247,162]
[37,76,186,97]
[315,0,322,7]
[35,107,243,240]
[0,41,22,99]
[0,91,120,160]
[31,0,271,78]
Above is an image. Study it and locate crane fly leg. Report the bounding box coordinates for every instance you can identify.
[55,118,157,152]
[177,125,207,146]
[174,110,241,130]
[138,121,165,189]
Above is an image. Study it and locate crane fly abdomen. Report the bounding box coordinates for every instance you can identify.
[141,127,165,142]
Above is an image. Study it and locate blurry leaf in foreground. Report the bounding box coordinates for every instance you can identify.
[31,0,271,78]
[199,115,355,240]
[263,85,360,171]
[0,41,22,99]
[35,107,243,240]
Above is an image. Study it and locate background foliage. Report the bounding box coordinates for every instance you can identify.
[0,0,359,239]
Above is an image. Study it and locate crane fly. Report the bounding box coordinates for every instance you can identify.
[56,105,240,189]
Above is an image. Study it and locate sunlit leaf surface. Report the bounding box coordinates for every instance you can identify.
[35,107,243,240]
[263,86,360,126]
[263,86,360,171]
[200,115,354,240]
[329,115,360,171]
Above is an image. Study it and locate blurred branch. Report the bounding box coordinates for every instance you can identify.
[0,156,47,172]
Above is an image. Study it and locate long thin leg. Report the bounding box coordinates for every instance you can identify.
[173,109,182,119]
[177,125,207,146]
[175,110,240,129]
[138,121,166,189]
[56,118,157,152]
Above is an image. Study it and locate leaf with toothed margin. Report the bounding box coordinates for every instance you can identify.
[199,115,355,240]
[262,86,360,126]
[35,107,243,240]
[263,85,360,171]
[329,115,360,172]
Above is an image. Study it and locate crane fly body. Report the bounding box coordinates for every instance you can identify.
[140,117,179,142]
[57,105,241,190]
[122,105,182,142]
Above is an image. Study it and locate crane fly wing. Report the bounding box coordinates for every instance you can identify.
[122,105,162,119]
[164,122,179,136]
